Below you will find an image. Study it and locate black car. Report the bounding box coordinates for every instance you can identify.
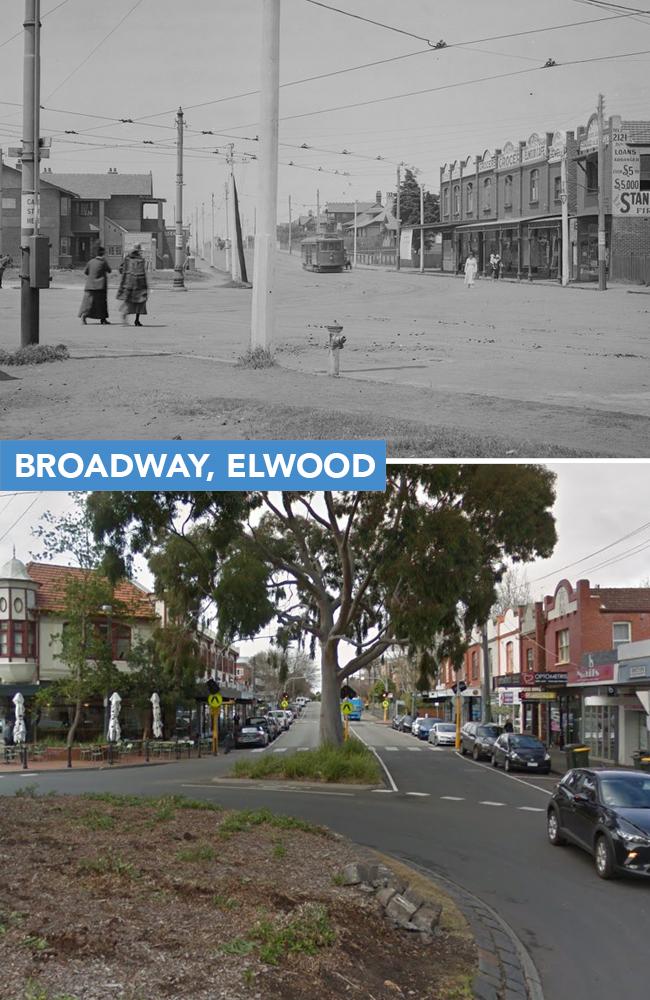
[491,733,550,773]
[460,722,503,760]
[392,714,405,730]
[398,714,414,733]
[547,769,650,879]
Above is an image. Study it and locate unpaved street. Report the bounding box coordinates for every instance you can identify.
[1,252,649,455]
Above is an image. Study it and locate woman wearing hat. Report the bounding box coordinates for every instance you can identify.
[79,246,111,324]
[116,244,148,327]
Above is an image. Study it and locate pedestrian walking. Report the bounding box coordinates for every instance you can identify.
[116,244,148,327]
[0,253,11,288]
[504,718,514,733]
[464,251,478,288]
[78,246,111,325]
[490,251,502,280]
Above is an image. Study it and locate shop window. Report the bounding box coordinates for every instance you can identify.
[529,169,540,204]
[582,704,617,763]
[640,154,650,192]
[504,175,513,208]
[612,622,631,648]
[506,641,514,672]
[556,628,570,664]
[482,177,492,212]
[466,183,474,214]
[586,157,598,194]
[554,176,562,202]
[526,648,534,669]
[453,185,460,216]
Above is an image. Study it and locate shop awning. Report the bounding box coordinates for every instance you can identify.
[455,214,564,232]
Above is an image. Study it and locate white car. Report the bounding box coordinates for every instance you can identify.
[428,722,457,747]
[268,710,290,731]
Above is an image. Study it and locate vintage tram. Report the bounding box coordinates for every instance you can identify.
[300,235,346,272]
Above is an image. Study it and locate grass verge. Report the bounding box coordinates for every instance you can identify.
[0,344,69,365]
[231,739,382,784]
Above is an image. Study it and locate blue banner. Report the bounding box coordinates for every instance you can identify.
[0,441,386,491]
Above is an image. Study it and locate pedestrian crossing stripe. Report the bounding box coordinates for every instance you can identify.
[517,806,544,812]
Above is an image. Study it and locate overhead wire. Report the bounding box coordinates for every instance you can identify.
[531,520,650,583]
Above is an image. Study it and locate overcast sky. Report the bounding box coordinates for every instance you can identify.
[3,0,650,234]
[2,465,650,659]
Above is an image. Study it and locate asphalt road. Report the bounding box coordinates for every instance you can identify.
[2,706,648,1000]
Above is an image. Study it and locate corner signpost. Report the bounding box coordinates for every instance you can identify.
[341,699,353,740]
[207,691,223,754]
[382,698,390,723]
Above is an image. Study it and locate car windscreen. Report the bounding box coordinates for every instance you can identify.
[436,724,456,732]
[510,736,543,749]
[477,726,501,737]
[599,776,650,808]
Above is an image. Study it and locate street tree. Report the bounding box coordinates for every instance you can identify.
[87,466,556,745]
[398,168,439,225]
[124,627,205,738]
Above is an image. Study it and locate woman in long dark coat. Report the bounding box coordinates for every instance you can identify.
[117,245,148,327]
[79,246,111,324]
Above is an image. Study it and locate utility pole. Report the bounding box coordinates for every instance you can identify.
[395,163,402,271]
[0,148,4,254]
[481,623,492,723]
[353,199,357,267]
[419,181,425,274]
[224,180,231,272]
[201,201,205,259]
[251,0,280,350]
[316,188,320,233]
[173,107,185,289]
[597,92,607,291]
[21,0,41,346]
[288,194,292,254]
[560,150,570,287]
[210,191,215,268]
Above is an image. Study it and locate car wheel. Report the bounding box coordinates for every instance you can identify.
[547,808,566,846]
[504,757,511,772]
[472,745,479,761]
[491,754,498,768]
[595,835,617,880]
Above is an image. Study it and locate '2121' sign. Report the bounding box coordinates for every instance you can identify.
[612,132,650,216]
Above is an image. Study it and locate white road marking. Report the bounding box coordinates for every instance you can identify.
[297,747,310,751]
[406,791,430,797]
[440,795,465,801]
[479,801,506,807]
[407,747,423,752]
[454,751,553,796]
[518,806,545,812]
[251,748,265,753]
[273,748,288,753]
[384,747,399,751]
[372,789,395,794]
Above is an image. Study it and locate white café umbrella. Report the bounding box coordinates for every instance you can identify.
[12,692,26,745]
[150,692,163,738]
[107,691,122,743]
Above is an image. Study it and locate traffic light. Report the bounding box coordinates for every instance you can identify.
[451,682,467,695]
[282,691,289,701]
[207,678,221,695]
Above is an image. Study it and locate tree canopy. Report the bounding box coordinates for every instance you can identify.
[87,466,556,744]
[398,168,440,225]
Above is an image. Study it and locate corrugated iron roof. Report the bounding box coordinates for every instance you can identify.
[621,121,650,144]
[26,562,157,619]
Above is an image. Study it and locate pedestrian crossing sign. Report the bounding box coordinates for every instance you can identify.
[341,700,353,716]
[207,692,223,709]
[280,699,289,709]
[382,699,390,710]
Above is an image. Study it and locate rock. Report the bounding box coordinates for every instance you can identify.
[340,862,378,885]
[383,982,403,994]
[411,903,443,934]
[376,886,397,907]
[385,894,418,927]
[403,886,426,909]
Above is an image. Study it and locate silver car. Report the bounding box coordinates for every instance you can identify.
[428,722,457,747]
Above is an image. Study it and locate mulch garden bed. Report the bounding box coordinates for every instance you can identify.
[0,793,476,1000]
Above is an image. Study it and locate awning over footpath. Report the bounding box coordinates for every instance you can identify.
[455,214,564,232]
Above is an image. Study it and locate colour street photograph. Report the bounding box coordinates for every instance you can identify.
[2,1,650,454]
[2,466,650,1000]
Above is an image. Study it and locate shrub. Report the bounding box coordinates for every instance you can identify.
[232,741,381,785]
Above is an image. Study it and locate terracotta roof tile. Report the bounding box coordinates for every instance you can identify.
[591,587,650,612]
[26,562,156,619]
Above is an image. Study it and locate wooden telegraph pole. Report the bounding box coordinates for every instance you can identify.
[21,0,41,346]
[173,107,186,289]
[251,0,280,350]
[395,163,401,271]
[597,93,607,291]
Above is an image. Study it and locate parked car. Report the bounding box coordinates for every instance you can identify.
[246,716,275,742]
[264,715,280,740]
[428,722,457,746]
[547,769,650,879]
[461,722,503,760]
[281,709,294,727]
[491,733,550,773]
[267,710,289,731]
[236,722,269,749]
[392,714,405,730]
[412,717,438,740]
[398,714,414,733]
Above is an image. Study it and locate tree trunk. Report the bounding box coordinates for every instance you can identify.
[319,643,344,745]
[141,707,150,742]
[67,698,82,748]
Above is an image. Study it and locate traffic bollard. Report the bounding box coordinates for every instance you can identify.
[67,745,72,769]
[326,322,346,377]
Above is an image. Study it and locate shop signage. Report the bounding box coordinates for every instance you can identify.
[611,131,650,216]
[520,691,556,701]
[495,673,521,688]
[522,141,548,164]
[568,651,616,685]
[618,659,650,683]
[548,132,566,164]
[499,691,514,705]
[399,229,413,260]
[478,153,496,173]
[497,144,520,171]
[529,671,568,685]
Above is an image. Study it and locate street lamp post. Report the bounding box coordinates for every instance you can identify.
[101,604,113,740]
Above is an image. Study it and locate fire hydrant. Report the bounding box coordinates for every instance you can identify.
[326,322,346,377]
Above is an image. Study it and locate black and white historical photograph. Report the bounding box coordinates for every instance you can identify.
[1,0,650,451]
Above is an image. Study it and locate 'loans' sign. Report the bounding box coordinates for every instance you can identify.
[612,131,650,216]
